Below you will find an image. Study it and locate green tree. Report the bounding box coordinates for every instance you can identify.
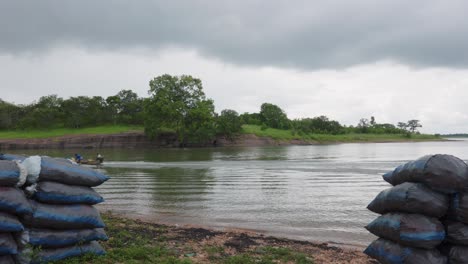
[217,109,242,139]
[407,119,422,133]
[259,103,290,129]
[144,74,216,145]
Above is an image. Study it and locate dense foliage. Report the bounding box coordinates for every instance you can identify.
[0,74,426,144]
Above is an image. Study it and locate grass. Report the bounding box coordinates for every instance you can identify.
[241,124,441,143]
[0,125,143,139]
[52,212,314,264]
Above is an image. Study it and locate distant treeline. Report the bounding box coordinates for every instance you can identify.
[0,74,423,144]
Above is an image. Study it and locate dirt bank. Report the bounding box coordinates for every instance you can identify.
[0,132,317,150]
[100,211,375,264]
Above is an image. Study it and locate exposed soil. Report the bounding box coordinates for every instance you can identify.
[107,211,375,264]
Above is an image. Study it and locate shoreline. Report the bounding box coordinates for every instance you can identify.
[92,211,375,264]
[0,131,446,150]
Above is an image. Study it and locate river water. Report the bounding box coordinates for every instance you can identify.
[9,139,468,247]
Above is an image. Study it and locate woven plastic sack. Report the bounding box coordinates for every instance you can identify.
[366,213,445,249]
[367,182,449,218]
[25,201,105,230]
[0,233,17,255]
[445,221,468,245]
[0,187,33,215]
[364,238,447,264]
[32,181,104,205]
[39,157,109,187]
[30,241,105,264]
[0,160,24,187]
[27,228,108,248]
[0,153,26,162]
[0,255,15,264]
[383,154,468,194]
[0,212,23,232]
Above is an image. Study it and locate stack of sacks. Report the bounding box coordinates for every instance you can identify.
[364,154,468,264]
[0,160,29,264]
[0,154,110,263]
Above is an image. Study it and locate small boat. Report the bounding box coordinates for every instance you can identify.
[71,158,103,165]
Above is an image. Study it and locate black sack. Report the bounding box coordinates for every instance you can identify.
[364,238,447,264]
[0,186,33,215]
[367,182,449,218]
[0,233,17,255]
[33,181,104,205]
[445,221,468,245]
[0,212,23,232]
[366,213,445,249]
[39,157,109,187]
[383,154,468,194]
[24,201,105,230]
[449,192,468,224]
[0,160,22,186]
[0,255,15,264]
[30,241,105,264]
[439,244,468,264]
[28,228,108,248]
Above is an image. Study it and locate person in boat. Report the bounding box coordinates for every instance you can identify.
[96,153,104,164]
[74,153,83,163]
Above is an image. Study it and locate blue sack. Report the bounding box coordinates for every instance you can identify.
[367,182,449,218]
[0,187,33,215]
[366,213,445,249]
[28,228,108,248]
[383,154,468,194]
[25,201,105,230]
[33,181,104,205]
[0,233,17,255]
[364,238,447,264]
[0,160,21,186]
[0,153,26,162]
[39,157,109,187]
[0,212,23,232]
[31,241,105,264]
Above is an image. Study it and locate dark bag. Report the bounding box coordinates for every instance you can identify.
[0,212,23,232]
[31,241,105,264]
[0,255,15,264]
[445,221,468,245]
[0,233,17,255]
[439,244,468,264]
[39,157,109,187]
[25,201,105,230]
[383,154,468,194]
[33,181,104,205]
[28,228,108,248]
[0,187,33,215]
[367,182,449,218]
[364,238,447,264]
[449,192,468,224]
[366,213,445,249]
[0,154,26,162]
[0,160,21,186]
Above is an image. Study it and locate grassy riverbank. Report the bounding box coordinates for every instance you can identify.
[0,125,441,144]
[242,125,442,143]
[0,125,143,139]
[56,212,371,264]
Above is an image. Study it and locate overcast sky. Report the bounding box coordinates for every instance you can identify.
[1,0,468,133]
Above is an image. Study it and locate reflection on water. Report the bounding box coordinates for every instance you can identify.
[9,139,468,246]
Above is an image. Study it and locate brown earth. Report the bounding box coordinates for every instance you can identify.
[0,132,317,150]
[106,211,375,264]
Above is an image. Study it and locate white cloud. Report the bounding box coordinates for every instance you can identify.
[1,47,468,134]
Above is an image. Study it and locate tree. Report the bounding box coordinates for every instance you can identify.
[357,118,370,133]
[259,103,290,129]
[144,74,216,145]
[370,116,376,126]
[407,119,422,133]
[397,122,408,131]
[217,109,242,139]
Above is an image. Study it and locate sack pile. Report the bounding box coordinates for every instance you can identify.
[0,154,109,263]
[364,154,468,264]
[0,160,29,264]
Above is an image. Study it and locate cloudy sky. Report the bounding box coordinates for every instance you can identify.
[1,0,468,133]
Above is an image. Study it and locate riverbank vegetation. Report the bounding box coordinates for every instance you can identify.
[0,74,438,143]
[55,211,370,264]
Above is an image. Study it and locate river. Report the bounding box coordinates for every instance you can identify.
[9,138,468,247]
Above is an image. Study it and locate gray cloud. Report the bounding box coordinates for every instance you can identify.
[1,0,467,69]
